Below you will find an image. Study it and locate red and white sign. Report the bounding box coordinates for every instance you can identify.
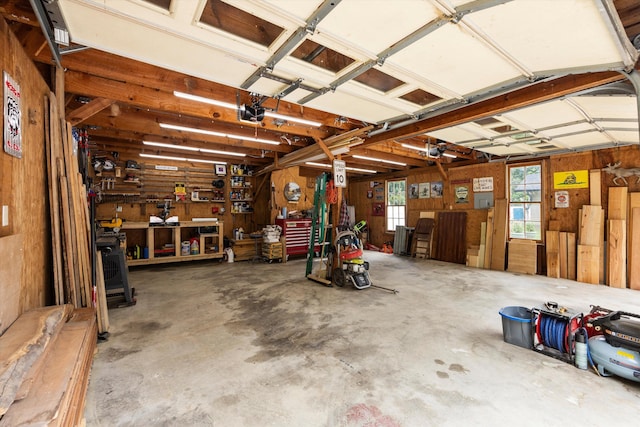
[4,71,22,158]
[555,191,569,208]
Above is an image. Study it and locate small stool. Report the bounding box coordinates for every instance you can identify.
[249,234,263,262]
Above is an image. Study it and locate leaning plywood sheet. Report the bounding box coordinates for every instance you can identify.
[590,169,602,206]
[566,232,577,281]
[577,245,600,285]
[579,205,602,247]
[608,187,628,220]
[627,193,640,284]
[0,305,73,415]
[483,208,494,269]
[630,207,640,291]
[0,234,24,335]
[546,231,560,278]
[607,219,627,289]
[507,239,537,275]
[490,199,507,271]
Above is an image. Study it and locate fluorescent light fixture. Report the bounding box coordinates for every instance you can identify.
[159,123,280,145]
[265,111,321,127]
[143,140,246,157]
[140,153,226,165]
[442,152,457,158]
[400,143,429,152]
[174,91,321,127]
[174,91,236,109]
[352,154,406,166]
[304,162,376,174]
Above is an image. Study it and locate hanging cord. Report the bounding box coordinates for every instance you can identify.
[326,179,338,204]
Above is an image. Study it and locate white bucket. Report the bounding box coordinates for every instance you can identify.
[181,241,190,255]
[224,247,234,263]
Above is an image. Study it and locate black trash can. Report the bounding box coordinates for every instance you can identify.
[499,306,533,349]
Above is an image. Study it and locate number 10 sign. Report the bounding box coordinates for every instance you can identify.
[333,160,346,188]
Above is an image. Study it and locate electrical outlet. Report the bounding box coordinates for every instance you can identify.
[2,205,8,226]
[116,205,123,213]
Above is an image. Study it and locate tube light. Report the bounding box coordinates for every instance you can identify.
[442,152,457,158]
[140,153,226,164]
[143,140,246,157]
[352,154,406,166]
[400,143,429,152]
[264,111,321,127]
[304,162,377,174]
[159,123,280,145]
[174,91,321,127]
[173,91,237,109]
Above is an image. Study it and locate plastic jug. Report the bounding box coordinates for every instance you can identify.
[190,238,200,255]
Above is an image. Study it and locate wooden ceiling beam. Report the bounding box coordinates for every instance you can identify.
[81,108,299,155]
[43,48,352,130]
[63,69,332,140]
[362,71,626,149]
[67,97,115,126]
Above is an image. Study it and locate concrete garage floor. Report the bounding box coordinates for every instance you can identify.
[85,251,640,426]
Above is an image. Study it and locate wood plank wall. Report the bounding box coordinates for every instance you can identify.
[1,18,52,321]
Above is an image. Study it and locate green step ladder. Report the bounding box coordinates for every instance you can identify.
[306,172,332,286]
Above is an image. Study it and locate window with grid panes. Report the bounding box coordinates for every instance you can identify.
[386,179,406,232]
[508,163,542,240]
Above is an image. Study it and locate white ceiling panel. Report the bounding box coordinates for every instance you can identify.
[542,122,597,138]
[572,96,639,119]
[606,130,640,143]
[466,0,632,73]
[479,144,531,156]
[317,0,439,55]
[388,23,522,96]
[553,130,612,148]
[503,100,586,129]
[305,90,405,124]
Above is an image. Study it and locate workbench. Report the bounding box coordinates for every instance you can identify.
[121,220,224,266]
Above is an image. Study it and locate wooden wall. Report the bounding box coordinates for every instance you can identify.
[94,159,272,239]
[349,161,506,248]
[1,17,52,325]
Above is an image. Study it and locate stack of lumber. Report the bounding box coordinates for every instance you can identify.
[607,187,627,288]
[507,239,537,274]
[545,231,576,279]
[44,71,107,333]
[577,205,604,284]
[0,305,96,426]
[45,90,93,311]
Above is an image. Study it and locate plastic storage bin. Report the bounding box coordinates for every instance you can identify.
[499,306,533,349]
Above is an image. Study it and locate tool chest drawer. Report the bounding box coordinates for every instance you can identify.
[275,218,315,256]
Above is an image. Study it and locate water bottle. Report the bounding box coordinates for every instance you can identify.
[574,329,588,370]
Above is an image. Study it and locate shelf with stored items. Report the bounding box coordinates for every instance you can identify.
[120,220,224,266]
[229,167,254,214]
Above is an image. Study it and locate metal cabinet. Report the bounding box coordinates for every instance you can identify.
[275,218,313,256]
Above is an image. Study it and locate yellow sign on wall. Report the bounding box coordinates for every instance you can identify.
[553,170,589,189]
